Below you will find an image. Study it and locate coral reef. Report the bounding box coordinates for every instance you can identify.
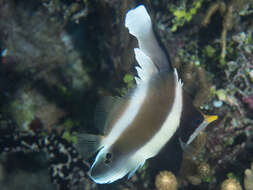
[41,0,89,24]
[169,0,203,32]
[155,171,178,190]
[202,0,253,62]
[0,0,92,92]
[205,31,253,187]
[244,162,253,190]
[221,178,242,190]
[242,94,253,109]
[197,162,211,179]
[6,87,65,132]
[0,0,253,190]
[0,129,90,190]
[178,132,213,187]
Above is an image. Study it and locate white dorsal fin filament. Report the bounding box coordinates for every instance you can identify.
[134,48,158,83]
[125,5,151,39]
[125,5,170,70]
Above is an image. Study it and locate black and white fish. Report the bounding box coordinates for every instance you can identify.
[88,5,217,184]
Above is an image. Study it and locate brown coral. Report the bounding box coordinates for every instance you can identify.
[202,1,233,60]
[155,171,178,190]
[221,179,242,190]
[187,131,208,157]
[244,162,253,190]
[197,162,211,179]
[178,132,209,186]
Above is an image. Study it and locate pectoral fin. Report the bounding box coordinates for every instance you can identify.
[127,160,146,179]
[74,133,104,159]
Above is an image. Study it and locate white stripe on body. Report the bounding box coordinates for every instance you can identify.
[101,42,157,149]
[130,69,183,164]
[102,82,149,148]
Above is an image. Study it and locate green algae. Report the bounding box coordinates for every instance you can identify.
[9,93,36,130]
[170,0,203,32]
[123,74,134,89]
[203,45,216,58]
[62,131,78,144]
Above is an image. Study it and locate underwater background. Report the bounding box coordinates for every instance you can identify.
[0,0,253,190]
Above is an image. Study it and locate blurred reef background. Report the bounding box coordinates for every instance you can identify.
[0,0,253,190]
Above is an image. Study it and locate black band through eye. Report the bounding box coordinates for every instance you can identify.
[105,159,111,164]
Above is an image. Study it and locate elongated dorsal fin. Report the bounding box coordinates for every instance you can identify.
[125,5,171,71]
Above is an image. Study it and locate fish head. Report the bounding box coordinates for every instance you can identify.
[89,146,131,184]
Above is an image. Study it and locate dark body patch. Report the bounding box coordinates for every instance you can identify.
[178,93,204,144]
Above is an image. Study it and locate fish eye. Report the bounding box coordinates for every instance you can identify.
[104,152,112,164]
[106,152,112,160]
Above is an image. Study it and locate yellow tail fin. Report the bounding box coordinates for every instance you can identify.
[204,114,218,124]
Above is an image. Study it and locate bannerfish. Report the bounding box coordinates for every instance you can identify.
[88,5,218,184]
